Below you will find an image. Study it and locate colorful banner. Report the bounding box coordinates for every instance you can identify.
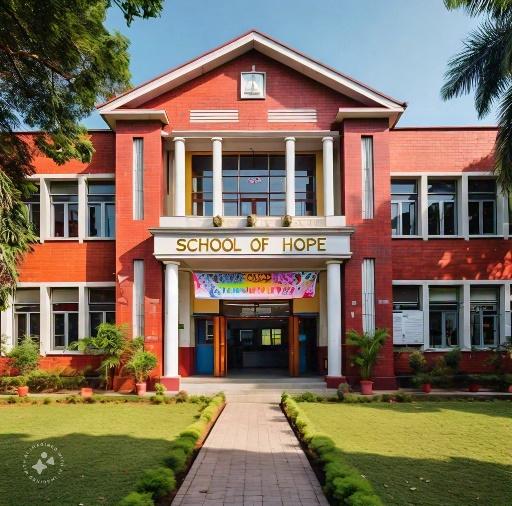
[193,272,318,300]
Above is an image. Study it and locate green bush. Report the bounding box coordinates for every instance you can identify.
[346,491,384,506]
[0,375,24,393]
[444,348,461,371]
[7,337,39,375]
[337,383,351,401]
[126,351,158,383]
[154,382,166,395]
[117,491,154,506]
[135,467,175,500]
[175,390,189,403]
[60,375,86,389]
[409,350,428,374]
[26,370,62,392]
[149,395,164,405]
[163,448,187,474]
[394,391,413,403]
[293,391,321,402]
[332,475,373,502]
[169,437,196,454]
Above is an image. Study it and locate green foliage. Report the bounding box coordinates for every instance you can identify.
[442,0,512,189]
[163,448,187,474]
[117,491,154,506]
[413,372,433,387]
[6,336,39,375]
[337,382,352,401]
[175,390,189,403]
[135,467,175,500]
[444,348,462,371]
[0,375,24,393]
[409,350,428,374]
[346,328,389,379]
[26,370,61,392]
[125,350,158,383]
[293,391,322,402]
[154,382,166,395]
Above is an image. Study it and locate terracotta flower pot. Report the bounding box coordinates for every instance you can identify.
[113,376,135,394]
[80,387,93,398]
[508,385,512,394]
[136,382,147,396]
[421,383,432,394]
[468,384,480,393]
[17,386,29,397]
[360,380,374,396]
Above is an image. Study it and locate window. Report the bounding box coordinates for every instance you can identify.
[89,288,115,336]
[133,138,144,220]
[392,286,420,310]
[362,259,375,333]
[192,154,315,217]
[14,289,40,347]
[24,184,40,236]
[52,288,79,349]
[361,137,374,219]
[468,179,496,235]
[391,180,418,235]
[240,72,266,99]
[205,321,214,343]
[429,287,459,347]
[261,328,282,346]
[471,286,499,348]
[51,182,78,237]
[133,260,144,337]
[88,182,115,237]
[428,180,457,235]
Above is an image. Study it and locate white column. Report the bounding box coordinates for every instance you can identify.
[326,261,342,377]
[0,295,14,352]
[460,175,469,239]
[323,136,334,216]
[173,137,186,216]
[78,176,87,242]
[461,284,471,350]
[164,262,180,377]
[420,175,428,240]
[78,285,87,341]
[285,137,296,216]
[422,284,430,349]
[40,286,51,354]
[212,137,223,216]
[40,178,51,242]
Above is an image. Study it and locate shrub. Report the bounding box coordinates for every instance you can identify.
[169,437,196,454]
[0,375,24,393]
[444,348,461,372]
[346,491,384,506]
[26,370,62,392]
[293,391,320,402]
[149,395,164,405]
[409,350,428,374]
[126,351,158,383]
[154,382,166,395]
[175,390,189,403]
[42,397,52,405]
[337,383,351,401]
[117,491,154,506]
[7,337,39,375]
[60,375,86,389]
[163,448,187,474]
[346,328,388,379]
[332,475,373,502]
[135,467,176,500]
[394,391,413,403]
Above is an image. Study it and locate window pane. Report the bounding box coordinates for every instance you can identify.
[89,287,115,304]
[429,312,442,347]
[90,312,103,337]
[428,202,440,235]
[391,180,417,194]
[68,203,79,237]
[270,200,286,216]
[16,313,27,344]
[468,179,496,194]
[53,288,79,303]
[482,316,497,346]
[31,204,40,236]
[391,203,399,235]
[54,314,65,348]
[443,201,456,235]
[471,312,481,346]
[106,204,115,237]
[428,181,456,194]
[223,201,238,216]
[402,201,415,235]
[468,201,480,235]
[29,313,40,339]
[445,312,458,346]
[482,201,496,234]
[88,182,115,195]
[105,312,115,324]
[269,155,285,175]
[222,155,238,175]
[89,204,100,236]
[51,182,78,195]
[54,204,65,237]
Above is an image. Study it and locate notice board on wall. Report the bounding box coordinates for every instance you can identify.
[393,310,424,345]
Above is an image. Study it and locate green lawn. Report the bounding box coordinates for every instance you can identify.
[0,402,200,505]
[300,401,512,506]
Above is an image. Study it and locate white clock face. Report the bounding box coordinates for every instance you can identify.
[241,72,265,99]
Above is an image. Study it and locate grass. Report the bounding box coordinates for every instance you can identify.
[300,400,512,506]
[0,402,201,505]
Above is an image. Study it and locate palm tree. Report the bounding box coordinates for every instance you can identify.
[442,0,512,190]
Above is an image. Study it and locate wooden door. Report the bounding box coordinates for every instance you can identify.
[214,316,227,377]
[288,316,300,377]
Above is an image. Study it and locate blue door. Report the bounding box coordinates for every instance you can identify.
[195,318,214,375]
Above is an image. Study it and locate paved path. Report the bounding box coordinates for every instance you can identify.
[172,403,329,506]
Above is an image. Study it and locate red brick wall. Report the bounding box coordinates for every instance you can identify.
[389,127,497,173]
[140,50,363,131]
[342,119,396,388]
[114,121,164,377]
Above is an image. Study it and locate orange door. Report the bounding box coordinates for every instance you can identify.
[214,316,227,377]
[288,316,300,377]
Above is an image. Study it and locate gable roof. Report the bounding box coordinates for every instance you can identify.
[97,30,406,118]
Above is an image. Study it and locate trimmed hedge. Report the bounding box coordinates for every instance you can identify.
[282,393,383,506]
[116,392,225,506]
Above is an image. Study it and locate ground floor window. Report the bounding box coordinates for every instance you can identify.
[52,288,79,349]
[429,287,459,347]
[261,328,282,346]
[14,288,40,346]
[470,286,499,348]
[89,287,115,336]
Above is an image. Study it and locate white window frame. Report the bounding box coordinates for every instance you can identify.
[133,260,145,337]
[361,136,374,219]
[52,309,79,350]
[88,287,115,335]
[362,258,376,333]
[427,180,458,236]
[133,138,144,220]
[468,179,497,236]
[87,182,115,238]
[50,182,79,238]
[240,71,266,99]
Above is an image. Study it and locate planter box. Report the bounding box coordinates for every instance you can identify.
[360,380,374,395]
[421,383,432,394]
[80,387,93,398]
[17,386,29,397]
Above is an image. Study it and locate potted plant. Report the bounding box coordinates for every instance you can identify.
[467,374,481,392]
[80,387,93,398]
[6,336,39,396]
[413,372,433,393]
[126,349,158,396]
[346,328,388,395]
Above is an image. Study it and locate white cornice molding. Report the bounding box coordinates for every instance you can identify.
[100,109,169,129]
[336,107,405,127]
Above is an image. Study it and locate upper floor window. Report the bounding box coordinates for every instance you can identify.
[468,179,496,235]
[240,71,266,99]
[392,285,420,310]
[52,288,78,349]
[51,182,78,238]
[192,154,316,217]
[88,182,115,238]
[428,180,457,236]
[470,286,499,348]
[14,289,40,347]
[89,287,115,336]
[429,287,459,348]
[391,180,417,235]
[24,184,40,236]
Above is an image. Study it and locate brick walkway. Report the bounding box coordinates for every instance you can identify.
[172,402,329,506]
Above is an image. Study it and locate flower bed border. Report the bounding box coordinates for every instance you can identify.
[282,393,384,506]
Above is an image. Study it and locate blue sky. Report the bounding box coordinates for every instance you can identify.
[87,0,492,129]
